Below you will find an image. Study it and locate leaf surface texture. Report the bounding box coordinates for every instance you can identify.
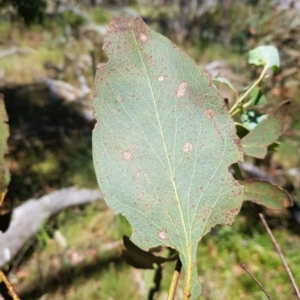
[93,17,244,299]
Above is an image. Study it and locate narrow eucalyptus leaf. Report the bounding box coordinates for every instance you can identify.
[241,179,292,209]
[241,101,291,159]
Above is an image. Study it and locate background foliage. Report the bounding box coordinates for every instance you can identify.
[0,0,300,299]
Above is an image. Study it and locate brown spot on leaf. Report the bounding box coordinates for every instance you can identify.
[234,138,243,152]
[123,151,133,160]
[159,231,166,239]
[204,109,223,140]
[145,53,154,66]
[176,81,188,98]
[107,18,119,33]
[204,109,216,118]
[97,65,106,71]
[229,208,240,214]
[139,33,148,43]
[183,142,192,152]
[158,75,164,82]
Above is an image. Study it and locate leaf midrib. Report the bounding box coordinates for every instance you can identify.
[131,30,190,260]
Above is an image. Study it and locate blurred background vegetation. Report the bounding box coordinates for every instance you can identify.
[0,0,300,299]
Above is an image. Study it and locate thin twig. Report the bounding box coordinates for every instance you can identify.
[258,212,300,299]
[240,263,273,300]
[0,270,21,300]
[234,162,300,298]
[229,66,268,116]
[167,258,182,300]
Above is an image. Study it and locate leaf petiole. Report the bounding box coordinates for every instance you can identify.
[229,66,268,117]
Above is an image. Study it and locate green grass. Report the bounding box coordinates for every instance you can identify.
[90,7,112,25]
[15,201,300,300]
[0,46,63,85]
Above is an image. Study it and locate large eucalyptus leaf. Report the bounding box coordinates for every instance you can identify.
[93,17,244,299]
[0,94,10,206]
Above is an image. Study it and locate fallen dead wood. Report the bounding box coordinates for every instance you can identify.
[0,188,103,268]
[0,47,35,59]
